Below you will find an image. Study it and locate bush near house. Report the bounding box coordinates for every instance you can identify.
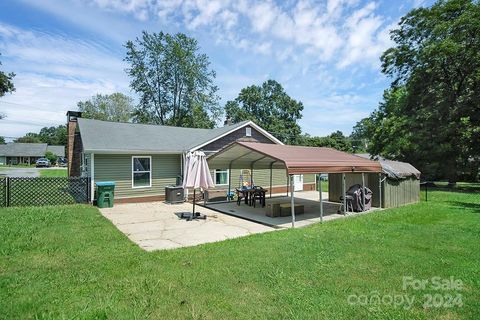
[44,151,57,165]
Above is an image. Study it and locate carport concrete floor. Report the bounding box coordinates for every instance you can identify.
[99,201,274,251]
[205,191,380,228]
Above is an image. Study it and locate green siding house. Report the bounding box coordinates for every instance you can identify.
[0,143,65,165]
[68,112,316,203]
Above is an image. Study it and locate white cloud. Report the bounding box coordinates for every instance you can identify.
[89,0,152,20]
[0,23,129,138]
[248,2,278,32]
[337,2,393,68]
[254,42,272,55]
[78,0,395,66]
[6,0,404,138]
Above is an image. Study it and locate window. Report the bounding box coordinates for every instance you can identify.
[245,127,252,137]
[132,156,152,188]
[214,169,229,185]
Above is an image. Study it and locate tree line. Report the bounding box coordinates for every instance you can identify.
[1,0,478,182]
[352,0,479,182]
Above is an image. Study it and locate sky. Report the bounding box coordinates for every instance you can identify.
[0,0,430,141]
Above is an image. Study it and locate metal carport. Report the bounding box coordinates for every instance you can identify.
[207,141,383,227]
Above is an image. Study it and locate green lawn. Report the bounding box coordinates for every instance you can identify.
[430,181,480,193]
[316,179,329,192]
[0,164,36,168]
[39,168,68,177]
[0,191,479,319]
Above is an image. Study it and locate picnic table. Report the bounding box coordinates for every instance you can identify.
[236,187,267,207]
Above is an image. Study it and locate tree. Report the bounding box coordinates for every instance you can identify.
[352,87,412,159]
[0,52,15,98]
[225,80,303,144]
[0,136,5,144]
[38,125,67,146]
[125,31,221,128]
[298,131,353,152]
[355,0,480,182]
[44,151,57,164]
[15,133,42,143]
[77,93,134,122]
[14,125,67,145]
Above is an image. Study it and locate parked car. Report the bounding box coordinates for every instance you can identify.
[35,158,50,168]
[57,157,67,167]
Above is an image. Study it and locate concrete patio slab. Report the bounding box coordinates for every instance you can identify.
[204,191,381,228]
[99,201,274,251]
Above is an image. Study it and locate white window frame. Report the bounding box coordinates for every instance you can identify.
[213,169,229,186]
[245,127,252,137]
[132,156,152,189]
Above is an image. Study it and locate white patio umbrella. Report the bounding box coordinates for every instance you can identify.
[182,151,215,219]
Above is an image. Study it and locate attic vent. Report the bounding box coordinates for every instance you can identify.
[245,127,252,137]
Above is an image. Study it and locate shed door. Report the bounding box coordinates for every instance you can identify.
[294,175,303,191]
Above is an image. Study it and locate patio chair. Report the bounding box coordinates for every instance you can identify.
[235,188,245,206]
[252,187,266,208]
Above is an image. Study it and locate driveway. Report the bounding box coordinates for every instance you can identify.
[0,166,40,177]
[0,166,66,178]
[100,201,274,251]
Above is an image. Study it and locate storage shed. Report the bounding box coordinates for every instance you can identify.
[328,155,421,208]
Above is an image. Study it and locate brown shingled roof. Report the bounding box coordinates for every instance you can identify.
[208,141,382,174]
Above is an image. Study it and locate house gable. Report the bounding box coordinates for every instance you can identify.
[198,125,276,153]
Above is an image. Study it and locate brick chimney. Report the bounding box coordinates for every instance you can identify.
[66,111,82,177]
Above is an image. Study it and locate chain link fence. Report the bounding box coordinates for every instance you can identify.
[0,177,90,207]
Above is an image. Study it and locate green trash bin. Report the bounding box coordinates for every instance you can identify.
[96,181,115,208]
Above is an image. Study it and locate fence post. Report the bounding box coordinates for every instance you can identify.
[87,177,91,203]
[6,177,10,207]
[425,182,428,202]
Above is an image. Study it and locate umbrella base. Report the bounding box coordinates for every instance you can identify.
[180,212,207,221]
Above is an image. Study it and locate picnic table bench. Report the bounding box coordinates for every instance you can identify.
[266,202,304,217]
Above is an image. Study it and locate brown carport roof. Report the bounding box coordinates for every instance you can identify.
[207,141,382,174]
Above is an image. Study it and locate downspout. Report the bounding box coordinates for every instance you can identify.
[182,152,188,200]
[91,153,95,204]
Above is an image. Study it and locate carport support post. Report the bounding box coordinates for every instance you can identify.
[361,173,366,211]
[250,164,254,187]
[342,173,346,215]
[286,175,289,197]
[290,174,295,228]
[269,162,273,198]
[227,164,232,202]
[319,173,323,223]
[378,173,382,208]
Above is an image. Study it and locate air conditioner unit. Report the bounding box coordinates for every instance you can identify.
[165,186,184,204]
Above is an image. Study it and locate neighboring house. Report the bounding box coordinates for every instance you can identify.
[0,143,65,165]
[66,111,316,203]
[329,154,421,208]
